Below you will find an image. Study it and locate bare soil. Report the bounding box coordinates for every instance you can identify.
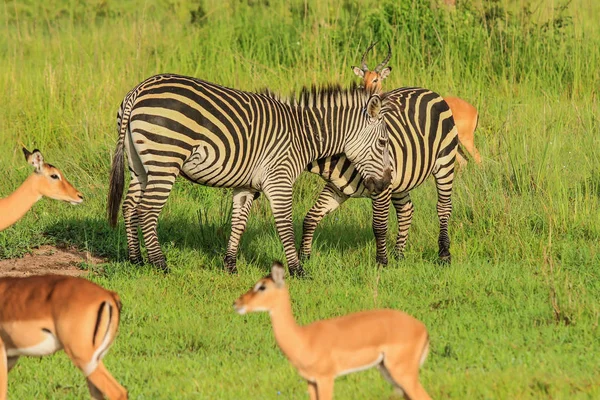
[0,245,106,277]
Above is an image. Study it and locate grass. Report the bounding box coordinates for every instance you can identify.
[0,0,599,398]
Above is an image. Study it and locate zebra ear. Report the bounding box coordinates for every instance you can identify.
[352,66,365,78]
[380,67,392,80]
[366,95,382,118]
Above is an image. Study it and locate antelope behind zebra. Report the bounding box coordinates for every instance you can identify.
[353,41,481,166]
[301,86,458,265]
[107,74,394,275]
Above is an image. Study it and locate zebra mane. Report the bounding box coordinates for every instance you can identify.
[260,81,368,109]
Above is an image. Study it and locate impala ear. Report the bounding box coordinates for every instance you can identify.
[271,261,285,287]
[352,66,365,78]
[366,95,382,119]
[23,148,44,172]
[380,67,392,80]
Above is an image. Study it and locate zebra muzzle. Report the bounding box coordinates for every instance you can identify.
[364,169,392,194]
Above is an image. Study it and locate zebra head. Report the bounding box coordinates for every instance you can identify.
[351,42,392,96]
[343,93,393,195]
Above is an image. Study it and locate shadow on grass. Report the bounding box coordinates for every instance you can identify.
[43,213,378,270]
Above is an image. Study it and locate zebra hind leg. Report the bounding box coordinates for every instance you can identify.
[224,189,258,274]
[391,192,413,261]
[122,175,146,265]
[299,183,348,262]
[138,173,178,272]
[122,135,148,265]
[433,162,455,264]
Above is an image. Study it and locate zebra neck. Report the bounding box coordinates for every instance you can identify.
[298,108,346,161]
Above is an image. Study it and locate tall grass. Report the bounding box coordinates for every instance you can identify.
[0,0,598,398]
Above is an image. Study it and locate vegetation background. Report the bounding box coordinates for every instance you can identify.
[0,0,598,398]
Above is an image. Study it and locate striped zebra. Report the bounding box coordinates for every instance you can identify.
[107,74,394,275]
[300,87,458,265]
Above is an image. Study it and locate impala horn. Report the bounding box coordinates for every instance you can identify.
[374,42,392,72]
[360,41,378,71]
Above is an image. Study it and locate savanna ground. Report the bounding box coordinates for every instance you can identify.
[0,0,599,398]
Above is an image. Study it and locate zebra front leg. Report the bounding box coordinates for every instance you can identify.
[138,173,177,272]
[224,189,258,274]
[263,182,304,277]
[391,192,414,260]
[433,163,455,264]
[300,184,348,262]
[372,188,392,266]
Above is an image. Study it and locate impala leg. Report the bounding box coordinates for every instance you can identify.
[224,189,258,274]
[0,340,7,400]
[263,180,304,277]
[307,381,318,400]
[372,187,392,265]
[300,184,348,261]
[381,357,430,400]
[86,362,128,400]
[138,172,178,271]
[315,378,334,400]
[391,192,413,260]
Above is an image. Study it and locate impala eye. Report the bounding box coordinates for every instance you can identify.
[258,285,266,292]
[50,174,59,180]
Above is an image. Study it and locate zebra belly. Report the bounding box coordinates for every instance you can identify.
[181,145,255,188]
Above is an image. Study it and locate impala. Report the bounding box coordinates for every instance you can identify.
[0,275,127,399]
[353,42,481,166]
[234,262,431,400]
[0,148,83,231]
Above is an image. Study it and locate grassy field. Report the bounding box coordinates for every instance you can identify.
[0,0,599,398]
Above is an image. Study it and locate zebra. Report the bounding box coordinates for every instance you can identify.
[107,74,394,275]
[300,87,458,265]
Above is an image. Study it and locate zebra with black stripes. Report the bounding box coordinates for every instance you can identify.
[300,87,458,265]
[107,74,393,275]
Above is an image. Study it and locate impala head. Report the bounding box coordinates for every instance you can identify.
[345,93,393,194]
[234,261,287,315]
[23,148,84,205]
[352,42,392,96]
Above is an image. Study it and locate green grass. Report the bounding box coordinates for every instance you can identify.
[0,0,599,398]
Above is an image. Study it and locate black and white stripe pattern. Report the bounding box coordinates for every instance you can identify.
[300,87,458,265]
[108,74,393,275]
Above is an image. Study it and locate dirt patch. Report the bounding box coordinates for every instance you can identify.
[0,245,106,277]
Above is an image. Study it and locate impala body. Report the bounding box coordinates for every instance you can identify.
[234,262,431,400]
[0,275,127,400]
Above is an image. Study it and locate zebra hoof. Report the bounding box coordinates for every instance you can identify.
[391,251,405,261]
[376,256,389,266]
[225,265,238,274]
[298,252,311,263]
[289,265,307,278]
[437,253,451,265]
[129,257,144,266]
[152,259,170,274]
[224,256,238,274]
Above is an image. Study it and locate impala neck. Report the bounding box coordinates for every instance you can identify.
[0,175,42,231]
[269,288,309,365]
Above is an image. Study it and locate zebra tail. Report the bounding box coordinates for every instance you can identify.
[107,97,132,228]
